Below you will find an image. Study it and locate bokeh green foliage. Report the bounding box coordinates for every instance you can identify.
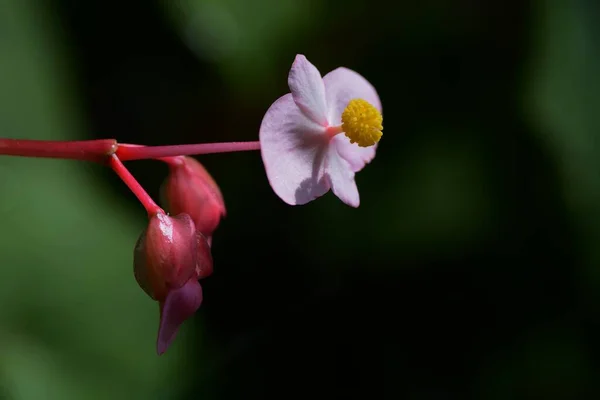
[528,0,600,282]
[162,0,323,94]
[0,1,189,398]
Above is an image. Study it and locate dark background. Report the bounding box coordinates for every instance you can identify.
[1,0,600,399]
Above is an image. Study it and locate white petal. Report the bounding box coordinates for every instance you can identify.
[259,93,330,205]
[332,134,377,173]
[325,145,360,207]
[288,54,329,126]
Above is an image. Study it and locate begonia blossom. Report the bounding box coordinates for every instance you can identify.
[259,54,383,207]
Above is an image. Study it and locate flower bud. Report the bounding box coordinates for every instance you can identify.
[134,212,214,354]
[161,157,226,240]
[134,212,198,302]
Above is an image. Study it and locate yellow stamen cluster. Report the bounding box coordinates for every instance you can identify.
[341,99,383,147]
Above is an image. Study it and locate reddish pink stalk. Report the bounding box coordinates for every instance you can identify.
[115,141,261,161]
[0,139,261,162]
[0,138,117,162]
[109,154,163,216]
[0,138,260,214]
[111,143,183,166]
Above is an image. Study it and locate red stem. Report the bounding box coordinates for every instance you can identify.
[0,138,117,162]
[116,141,261,161]
[112,143,183,165]
[109,154,163,216]
[0,139,261,163]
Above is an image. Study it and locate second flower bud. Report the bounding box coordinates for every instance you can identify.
[161,156,226,243]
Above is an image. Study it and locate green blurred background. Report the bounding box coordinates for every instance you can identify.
[1,0,599,398]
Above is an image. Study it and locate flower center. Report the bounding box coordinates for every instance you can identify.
[341,99,383,147]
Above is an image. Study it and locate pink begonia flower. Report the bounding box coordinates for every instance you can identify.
[259,54,383,207]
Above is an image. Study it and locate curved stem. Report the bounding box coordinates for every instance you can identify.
[109,154,163,216]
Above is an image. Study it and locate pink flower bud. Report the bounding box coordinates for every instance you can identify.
[133,212,214,354]
[134,212,198,302]
[161,157,226,240]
